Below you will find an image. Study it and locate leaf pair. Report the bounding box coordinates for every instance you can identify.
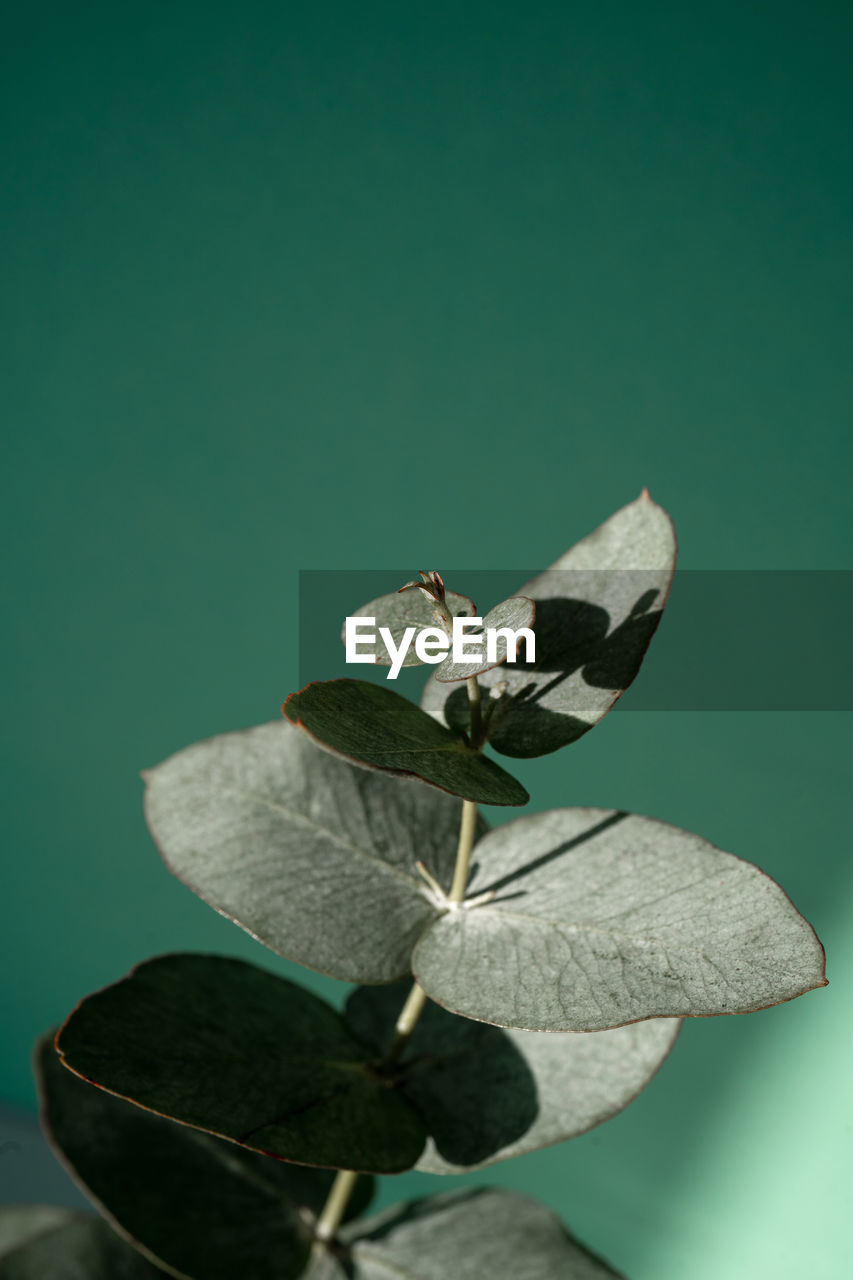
[287,494,678,804]
[144,720,826,1032]
[35,1023,630,1276]
[0,1191,624,1280]
[52,954,679,1177]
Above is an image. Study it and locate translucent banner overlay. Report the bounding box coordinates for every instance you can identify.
[297,570,853,711]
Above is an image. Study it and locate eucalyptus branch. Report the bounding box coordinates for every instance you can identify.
[27,496,828,1280]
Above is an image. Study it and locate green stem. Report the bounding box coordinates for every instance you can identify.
[386,979,428,1064]
[313,1168,360,1244]
[448,798,479,904]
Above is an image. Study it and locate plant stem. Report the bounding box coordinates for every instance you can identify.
[448,798,479,904]
[311,790,480,1246]
[313,1168,360,1243]
[386,979,428,1063]
[311,981,426,1247]
[466,675,483,745]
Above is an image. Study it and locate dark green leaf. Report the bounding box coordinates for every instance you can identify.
[342,587,475,667]
[144,720,485,983]
[343,1188,623,1279]
[345,982,679,1173]
[56,954,426,1174]
[37,1036,374,1280]
[0,1210,168,1279]
[434,597,536,683]
[283,679,528,805]
[413,808,827,1031]
[422,493,677,757]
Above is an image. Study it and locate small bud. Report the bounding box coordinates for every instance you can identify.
[397,569,446,605]
[489,680,509,700]
[424,569,446,601]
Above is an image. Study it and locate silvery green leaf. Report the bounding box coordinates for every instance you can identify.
[413,808,826,1031]
[144,720,486,983]
[284,680,528,805]
[0,1209,168,1279]
[303,1254,349,1280]
[346,982,679,1173]
[0,1207,79,1258]
[434,597,536,683]
[37,1036,374,1280]
[421,492,676,756]
[56,954,427,1175]
[342,586,475,667]
[342,1188,623,1279]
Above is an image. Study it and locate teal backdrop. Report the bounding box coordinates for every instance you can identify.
[2,4,850,1277]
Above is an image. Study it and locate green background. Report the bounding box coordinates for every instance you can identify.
[2,3,850,1276]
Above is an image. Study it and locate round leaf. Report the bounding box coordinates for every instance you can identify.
[343,587,475,667]
[422,492,677,756]
[346,982,679,1173]
[37,1036,374,1280]
[343,1188,623,1279]
[413,808,827,1031]
[284,679,529,805]
[144,720,481,983]
[56,954,426,1174]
